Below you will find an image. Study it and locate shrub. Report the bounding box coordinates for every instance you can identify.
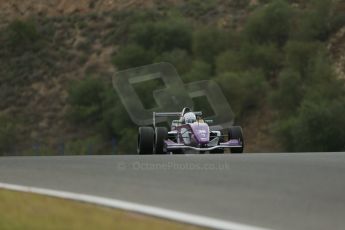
[240,43,283,77]
[284,40,323,76]
[229,0,250,8]
[292,0,345,41]
[215,70,268,115]
[276,44,341,113]
[182,60,212,83]
[192,27,237,64]
[216,50,246,74]
[304,50,336,86]
[270,69,303,116]
[243,0,293,46]
[272,50,345,152]
[216,43,283,77]
[129,19,192,53]
[0,114,17,155]
[104,10,161,45]
[116,129,137,154]
[179,0,218,18]
[329,8,345,34]
[277,98,345,152]
[6,20,42,52]
[132,78,166,109]
[67,77,137,154]
[98,87,134,137]
[112,44,154,70]
[64,135,104,155]
[154,49,192,74]
[67,77,105,123]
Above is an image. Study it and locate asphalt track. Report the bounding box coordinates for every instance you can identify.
[0,152,345,230]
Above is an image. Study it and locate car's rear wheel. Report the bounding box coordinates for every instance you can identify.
[228,126,244,154]
[137,127,154,155]
[155,127,168,154]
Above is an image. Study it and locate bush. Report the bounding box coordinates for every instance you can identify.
[304,50,336,84]
[276,98,345,152]
[104,10,162,45]
[6,20,42,52]
[329,10,345,35]
[64,135,104,155]
[67,77,137,154]
[129,19,192,53]
[0,114,17,155]
[193,27,237,64]
[99,86,133,136]
[272,50,345,152]
[154,49,192,74]
[215,70,268,115]
[229,0,250,8]
[216,43,283,77]
[270,69,303,116]
[182,60,212,83]
[271,44,339,114]
[67,77,105,123]
[216,50,244,74]
[292,0,338,41]
[179,0,218,18]
[112,44,154,70]
[284,40,323,76]
[241,43,283,77]
[116,129,137,154]
[243,0,293,46]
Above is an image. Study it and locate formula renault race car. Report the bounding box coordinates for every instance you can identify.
[137,107,244,154]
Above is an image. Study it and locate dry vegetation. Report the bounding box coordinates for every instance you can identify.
[0,189,204,230]
[0,0,344,154]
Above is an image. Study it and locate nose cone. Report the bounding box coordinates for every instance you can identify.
[190,123,210,144]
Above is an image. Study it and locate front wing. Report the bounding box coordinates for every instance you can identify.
[165,139,243,151]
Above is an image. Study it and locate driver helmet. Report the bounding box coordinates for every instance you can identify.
[183,112,196,124]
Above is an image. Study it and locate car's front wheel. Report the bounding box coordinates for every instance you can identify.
[228,126,244,154]
[137,127,154,155]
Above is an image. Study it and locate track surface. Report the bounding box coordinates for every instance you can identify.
[0,152,345,230]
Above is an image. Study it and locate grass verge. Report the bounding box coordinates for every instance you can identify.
[0,189,205,230]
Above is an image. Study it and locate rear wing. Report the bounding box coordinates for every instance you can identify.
[153,111,202,127]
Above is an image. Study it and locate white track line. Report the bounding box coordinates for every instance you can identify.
[0,182,272,230]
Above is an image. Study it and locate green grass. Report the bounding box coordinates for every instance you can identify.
[0,189,205,230]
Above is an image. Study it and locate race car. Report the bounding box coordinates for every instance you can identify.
[137,107,244,154]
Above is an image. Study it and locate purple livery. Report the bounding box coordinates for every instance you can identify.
[137,107,244,154]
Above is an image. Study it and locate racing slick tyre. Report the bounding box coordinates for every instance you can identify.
[228,126,244,154]
[155,127,168,154]
[137,127,154,155]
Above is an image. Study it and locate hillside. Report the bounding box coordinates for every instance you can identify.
[0,0,344,155]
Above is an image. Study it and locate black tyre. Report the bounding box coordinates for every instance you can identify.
[137,127,154,155]
[155,127,168,154]
[228,126,244,154]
